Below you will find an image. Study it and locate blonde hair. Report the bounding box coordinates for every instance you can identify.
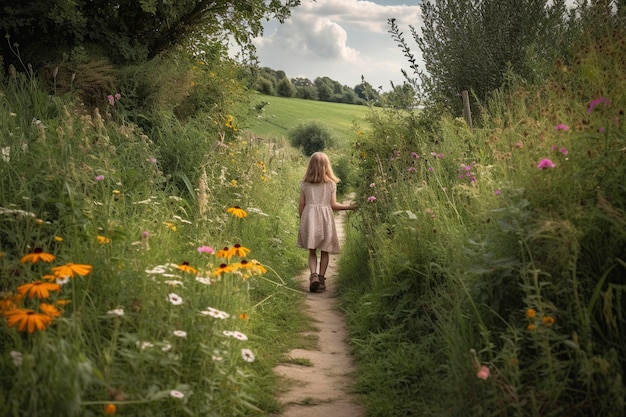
[302,152,340,183]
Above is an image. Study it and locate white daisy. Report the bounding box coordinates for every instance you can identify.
[195,276,211,285]
[10,351,22,366]
[169,390,184,399]
[167,293,183,305]
[241,349,255,363]
[106,308,125,316]
[172,330,187,338]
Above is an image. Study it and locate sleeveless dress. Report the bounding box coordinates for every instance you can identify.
[297,181,341,253]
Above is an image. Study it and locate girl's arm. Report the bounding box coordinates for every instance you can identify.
[298,190,306,217]
[330,190,358,211]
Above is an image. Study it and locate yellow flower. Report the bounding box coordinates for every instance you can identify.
[226,206,247,218]
[20,248,56,264]
[239,313,249,320]
[51,263,93,279]
[17,281,61,299]
[177,262,197,275]
[112,190,121,195]
[543,316,555,326]
[39,302,62,317]
[5,308,53,333]
[54,236,63,242]
[526,308,536,319]
[97,235,111,244]
[217,247,232,260]
[212,263,234,276]
[230,244,250,258]
[527,323,535,331]
[230,179,238,187]
[163,222,177,231]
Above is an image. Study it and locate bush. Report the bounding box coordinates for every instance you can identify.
[288,121,335,156]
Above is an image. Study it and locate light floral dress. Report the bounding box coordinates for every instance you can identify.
[297,181,340,253]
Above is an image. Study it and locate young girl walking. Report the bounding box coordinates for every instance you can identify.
[297,152,357,292]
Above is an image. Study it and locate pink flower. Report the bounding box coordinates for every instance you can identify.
[114,93,121,100]
[197,246,214,254]
[476,365,490,380]
[494,189,501,195]
[95,175,105,181]
[107,95,115,106]
[407,167,416,173]
[551,145,557,151]
[587,97,610,113]
[367,196,377,202]
[555,124,569,131]
[537,159,556,169]
[411,152,420,159]
[559,147,568,155]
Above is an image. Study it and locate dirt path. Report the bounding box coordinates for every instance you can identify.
[271,208,364,417]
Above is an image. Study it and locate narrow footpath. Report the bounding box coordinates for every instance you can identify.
[271,207,365,417]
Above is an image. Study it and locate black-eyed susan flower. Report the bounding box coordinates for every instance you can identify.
[5,308,53,333]
[230,243,250,258]
[51,263,92,279]
[97,235,111,244]
[212,263,234,276]
[20,248,55,264]
[39,302,62,317]
[226,206,247,218]
[177,262,197,274]
[17,281,61,299]
[217,247,232,259]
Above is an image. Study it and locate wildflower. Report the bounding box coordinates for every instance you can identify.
[114,93,121,100]
[137,341,154,349]
[107,308,125,316]
[537,159,555,169]
[97,235,111,244]
[149,157,157,163]
[527,323,535,331]
[411,152,420,159]
[428,167,434,172]
[170,390,185,399]
[105,403,116,415]
[543,316,555,326]
[163,222,177,231]
[213,263,234,276]
[202,307,229,319]
[231,243,250,258]
[367,196,376,202]
[555,124,570,131]
[52,263,92,279]
[241,348,255,363]
[515,141,524,149]
[107,95,115,106]
[162,342,172,352]
[587,97,610,113]
[167,293,183,305]
[227,206,247,218]
[5,308,53,333]
[177,262,197,274]
[17,281,61,299]
[476,365,490,380]
[173,330,187,338]
[245,259,267,275]
[54,236,63,242]
[10,351,23,366]
[164,280,184,287]
[197,246,214,254]
[95,175,105,181]
[39,303,62,317]
[239,313,249,320]
[20,248,55,264]
[494,189,501,195]
[233,331,248,341]
[195,276,212,285]
[217,247,232,259]
[369,182,375,188]
[407,167,416,173]
[526,309,536,319]
[1,147,9,162]
[559,147,568,155]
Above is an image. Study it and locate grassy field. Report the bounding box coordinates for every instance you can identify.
[244,93,371,143]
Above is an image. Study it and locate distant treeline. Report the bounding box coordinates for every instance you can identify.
[252,67,415,107]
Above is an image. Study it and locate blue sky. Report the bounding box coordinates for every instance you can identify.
[252,0,423,91]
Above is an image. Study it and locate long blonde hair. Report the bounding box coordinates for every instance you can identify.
[302,152,340,184]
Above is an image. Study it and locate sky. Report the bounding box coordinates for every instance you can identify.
[252,0,423,91]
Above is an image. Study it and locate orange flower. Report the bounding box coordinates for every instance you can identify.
[177,262,197,274]
[217,247,232,260]
[230,243,250,258]
[239,313,249,320]
[20,248,56,264]
[543,316,555,326]
[39,302,62,317]
[212,263,234,276]
[527,323,535,331]
[97,235,111,244]
[526,308,536,319]
[104,403,116,415]
[5,308,53,333]
[17,281,61,299]
[0,296,16,313]
[226,206,247,218]
[51,263,92,279]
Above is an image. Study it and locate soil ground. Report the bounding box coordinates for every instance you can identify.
[271,207,364,417]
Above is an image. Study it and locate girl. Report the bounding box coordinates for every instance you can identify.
[297,152,357,292]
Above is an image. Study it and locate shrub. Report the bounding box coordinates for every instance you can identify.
[288,121,335,156]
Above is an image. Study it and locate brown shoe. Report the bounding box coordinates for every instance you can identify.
[309,273,320,292]
[318,275,326,291]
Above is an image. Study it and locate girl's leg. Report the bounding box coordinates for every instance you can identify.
[308,249,318,274]
[319,251,329,277]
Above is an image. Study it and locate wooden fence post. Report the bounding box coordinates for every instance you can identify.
[462,90,472,130]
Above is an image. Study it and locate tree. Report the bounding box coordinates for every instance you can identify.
[354,80,379,102]
[390,0,569,116]
[0,0,301,67]
[276,78,295,97]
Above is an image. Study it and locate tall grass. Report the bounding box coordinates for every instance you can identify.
[0,61,311,416]
[338,21,626,417]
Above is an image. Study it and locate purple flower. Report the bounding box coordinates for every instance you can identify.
[559,147,568,155]
[428,167,434,172]
[494,189,501,195]
[367,196,377,202]
[114,93,121,100]
[555,124,569,131]
[407,167,416,173]
[142,231,150,239]
[411,152,420,159]
[587,97,610,113]
[598,127,605,133]
[95,175,105,181]
[107,95,115,106]
[149,157,157,163]
[437,153,444,159]
[537,159,556,169]
[551,145,557,151]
